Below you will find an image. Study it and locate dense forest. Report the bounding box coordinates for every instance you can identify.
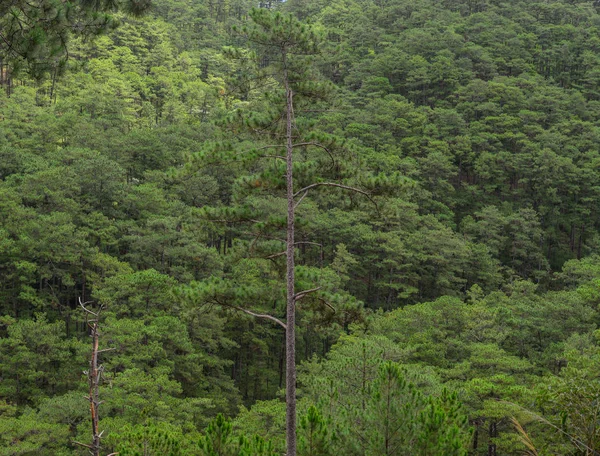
[2,0,600,454]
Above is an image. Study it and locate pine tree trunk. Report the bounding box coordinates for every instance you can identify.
[88,320,101,456]
[284,48,297,456]
[76,302,112,456]
[488,420,497,456]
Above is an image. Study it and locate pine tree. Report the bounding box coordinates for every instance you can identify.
[0,0,151,81]
[180,9,374,455]
[298,405,337,456]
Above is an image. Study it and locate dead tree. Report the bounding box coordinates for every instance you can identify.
[75,299,115,456]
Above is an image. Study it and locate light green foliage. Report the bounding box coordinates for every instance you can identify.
[298,336,469,454]
[233,400,287,451]
[535,333,600,454]
[321,361,469,455]
[199,413,238,456]
[199,413,278,456]
[298,405,336,456]
[108,422,187,456]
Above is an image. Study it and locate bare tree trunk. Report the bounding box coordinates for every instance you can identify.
[76,300,112,456]
[88,319,102,456]
[283,48,297,456]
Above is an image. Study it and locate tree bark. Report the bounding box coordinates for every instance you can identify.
[88,320,102,456]
[76,301,109,456]
[488,420,497,456]
[283,47,297,456]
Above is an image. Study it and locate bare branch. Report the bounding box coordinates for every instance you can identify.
[293,182,379,210]
[318,298,336,313]
[78,297,109,456]
[265,251,286,259]
[294,190,308,210]
[211,297,286,329]
[294,182,369,198]
[242,231,322,247]
[296,241,322,248]
[292,141,336,169]
[79,297,99,318]
[256,141,335,169]
[294,286,322,301]
[207,218,262,224]
[261,154,286,161]
[229,304,287,329]
[251,145,287,161]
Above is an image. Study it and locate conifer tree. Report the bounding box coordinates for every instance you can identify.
[179,9,375,455]
[0,0,151,81]
[298,405,336,456]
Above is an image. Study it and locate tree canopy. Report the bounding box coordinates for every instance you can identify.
[2,0,600,454]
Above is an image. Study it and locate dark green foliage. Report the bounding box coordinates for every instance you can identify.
[0,314,86,405]
[0,0,151,79]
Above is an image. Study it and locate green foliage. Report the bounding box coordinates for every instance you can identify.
[110,422,186,456]
[297,405,336,456]
[305,359,470,456]
[199,413,278,456]
[0,314,86,405]
[199,413,238,456]
[0,403,71,456]
[4,1,600,455]
[0,0,151,79]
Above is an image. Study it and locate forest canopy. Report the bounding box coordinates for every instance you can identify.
[2,0,600,454]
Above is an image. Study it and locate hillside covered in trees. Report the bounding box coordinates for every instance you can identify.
[2,0,600,454]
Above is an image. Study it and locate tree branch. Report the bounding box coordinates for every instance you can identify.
[318,298,337,313]
[212,297,287,329]
[79,297,99,318]
[264,251,286,259]
[293,182,378,210]
[262,241,323,259]
[294,286,322,301]
[229,304,287,329]
[294,182,369,198]
[294,190,308,210]
[292,142,336,170]
[261,154,286,161]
